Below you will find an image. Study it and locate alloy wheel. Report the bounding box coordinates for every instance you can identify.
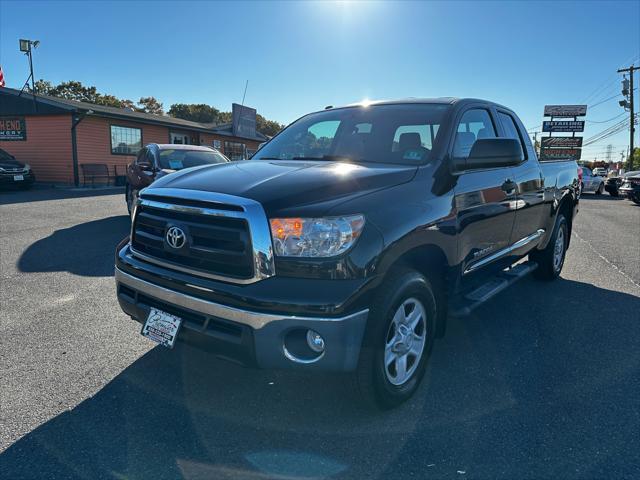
[384,298,427,386]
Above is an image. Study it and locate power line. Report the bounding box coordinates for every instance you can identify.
[586,112,627,123]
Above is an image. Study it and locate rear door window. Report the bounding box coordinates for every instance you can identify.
[498,111,526,160]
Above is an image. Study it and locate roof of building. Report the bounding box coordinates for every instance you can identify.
[0,87,268,142]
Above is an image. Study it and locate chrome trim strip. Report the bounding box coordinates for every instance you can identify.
[282,345,325,364]
[115,267,369,330]
[131,188,275,285]
[464,229,545,275]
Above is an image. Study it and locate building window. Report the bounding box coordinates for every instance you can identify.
[224,141,246,160]
[111,125,142,155]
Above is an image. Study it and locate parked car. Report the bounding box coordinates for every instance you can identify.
[619,171,640,205]
[605,170,640,197]
[115,98,580,408]
[580,166,605,194]
[125,144,230,213]
[592,167,608,176]
[0,148,35,189]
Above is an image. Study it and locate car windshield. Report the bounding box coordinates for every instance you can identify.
[158,149,229,170]
[255,103,449,165]
[0,148,14,160]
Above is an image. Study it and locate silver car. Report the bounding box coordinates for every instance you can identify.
[580,166,605,194]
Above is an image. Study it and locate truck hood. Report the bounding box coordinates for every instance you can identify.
[148,160,418,215]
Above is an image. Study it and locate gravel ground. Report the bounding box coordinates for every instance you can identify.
[1,187,639,479]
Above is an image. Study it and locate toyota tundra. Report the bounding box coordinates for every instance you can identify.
[115,98,580,408]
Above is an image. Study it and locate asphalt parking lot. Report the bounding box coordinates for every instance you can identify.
[1,187,639,479]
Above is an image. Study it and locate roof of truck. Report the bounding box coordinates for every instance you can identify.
[339,97,512,110]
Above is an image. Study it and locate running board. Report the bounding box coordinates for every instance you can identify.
[450,261,538,317]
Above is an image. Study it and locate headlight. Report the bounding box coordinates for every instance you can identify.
[269,215,365,257]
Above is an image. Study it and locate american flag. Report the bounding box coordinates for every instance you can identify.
[0,65,5,87]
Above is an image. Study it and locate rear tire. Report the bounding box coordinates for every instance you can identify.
[595,183,604,195]
[531,214,568,281]
[353,268,437,409]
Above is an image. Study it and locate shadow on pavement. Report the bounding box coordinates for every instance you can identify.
[578,194,624,202]
[1,278,639,479]
[0,186,124,206]
[17,215,130,277]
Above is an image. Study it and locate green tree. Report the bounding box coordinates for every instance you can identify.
[630,147,640,170]
[168,103,221,123]
[256,114,284,137]
[138,96,164,115]
[33,79,54,95]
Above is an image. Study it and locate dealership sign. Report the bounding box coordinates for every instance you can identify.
[0,117,27,141]
[539,148,582,161]
[541,136,583,148]
[543,105,588,117]
[542,120,585,133]
[232,103,257,139]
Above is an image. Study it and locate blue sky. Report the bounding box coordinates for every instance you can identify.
[1,0,638,161]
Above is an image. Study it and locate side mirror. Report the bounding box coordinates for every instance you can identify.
[138,162,154,171]
[457,138,524,170]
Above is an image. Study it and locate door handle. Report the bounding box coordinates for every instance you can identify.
[501,179,517,194]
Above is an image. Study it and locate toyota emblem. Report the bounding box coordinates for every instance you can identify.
[166,226,186,249]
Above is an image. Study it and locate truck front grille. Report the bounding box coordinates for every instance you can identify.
[130,189,275,284]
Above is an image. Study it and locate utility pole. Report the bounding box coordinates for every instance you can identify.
[618,64,639,170]
[531,130,540,155]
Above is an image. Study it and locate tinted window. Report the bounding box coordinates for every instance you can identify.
[498,111,526,159]
[453,109,496,158]
[256,104,449,165]
[158,149,229,170]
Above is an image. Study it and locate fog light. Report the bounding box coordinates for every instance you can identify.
[306,330,325,353]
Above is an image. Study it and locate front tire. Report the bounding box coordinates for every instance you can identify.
[531,214,568,281]
[353,268,437,409]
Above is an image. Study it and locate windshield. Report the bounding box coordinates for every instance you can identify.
[158,149,229,170]
[256,104,449,165]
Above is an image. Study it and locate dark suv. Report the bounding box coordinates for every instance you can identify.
[0,148,35,189]
[125,144,229,213]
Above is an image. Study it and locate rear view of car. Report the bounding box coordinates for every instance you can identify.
[619,173,640,205]
[0,148,35,189]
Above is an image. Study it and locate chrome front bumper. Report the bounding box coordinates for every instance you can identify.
[115,268,369,370]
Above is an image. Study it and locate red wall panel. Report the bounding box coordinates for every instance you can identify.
[0,115,74,183]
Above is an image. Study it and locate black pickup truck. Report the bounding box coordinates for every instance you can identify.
[115,98,580,408]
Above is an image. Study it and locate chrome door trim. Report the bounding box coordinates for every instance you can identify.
[464,229,545,275]
[115,267,368,330]
[130,187,275,284]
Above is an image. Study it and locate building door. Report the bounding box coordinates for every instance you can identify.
[170,132,189,144]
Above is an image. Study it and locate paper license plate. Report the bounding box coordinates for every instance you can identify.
[14,175,24,181]
[141,308,182,348]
